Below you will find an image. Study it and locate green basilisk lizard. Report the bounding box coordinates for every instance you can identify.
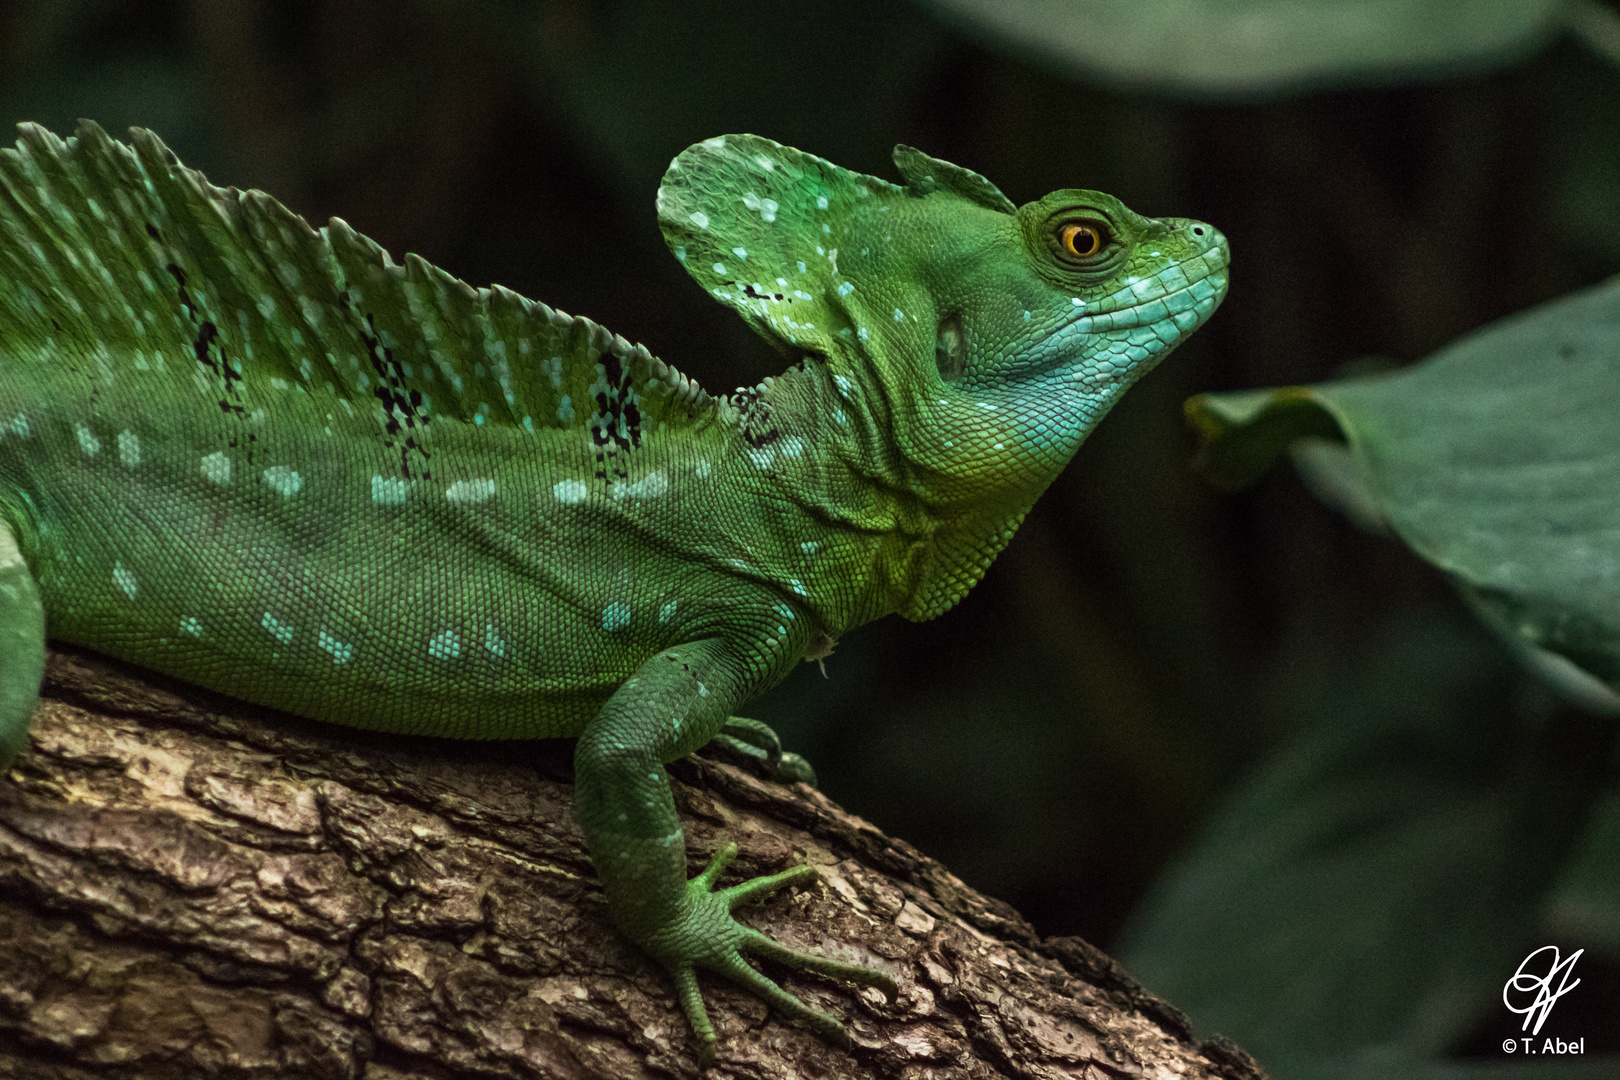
[0,122,1228,1062]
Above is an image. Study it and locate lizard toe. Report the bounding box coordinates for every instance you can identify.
[713,952,851,1047]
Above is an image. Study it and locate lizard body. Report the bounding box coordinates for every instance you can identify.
[0,122,1228,1061]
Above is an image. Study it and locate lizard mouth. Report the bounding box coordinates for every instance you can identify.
[1060,230,1230,338]
[1033,229,1228,399]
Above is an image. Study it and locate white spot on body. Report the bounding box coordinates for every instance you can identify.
[659,600,678,623]
[602,602,632,633]
[371,476,408,504]
[817,195,829,209]
[75,423,100,457]
[179,616,203,637]
[261,611,294,644]
[428,629,461,660]
[799,540,819,554]
[712,262,727,275]
[112,562,137,600]
[553,479,589,504]
[557,394,575,423]
[117,430,140,467]
[201,451,231,485]
[262,465,304,496]
[732,247,748,260]
[688,211,710,229]
[612,470,668,501]
[445,478,496,504]
[742,192,779,222]
[318,631,353,664]
[484,625,507,658]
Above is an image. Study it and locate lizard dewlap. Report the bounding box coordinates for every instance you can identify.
[0,122,1227,1061]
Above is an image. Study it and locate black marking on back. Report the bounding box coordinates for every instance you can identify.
[589,351,643,485]
[338,290,432,480]
[167,263,247,424]
[732,386,780,449]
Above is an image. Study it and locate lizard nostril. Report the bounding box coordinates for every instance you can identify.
[1191,226,1205,237]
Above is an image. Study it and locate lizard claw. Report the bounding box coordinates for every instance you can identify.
[708,717,818,786]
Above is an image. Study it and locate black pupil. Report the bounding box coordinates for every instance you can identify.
[1072,227,1095,253]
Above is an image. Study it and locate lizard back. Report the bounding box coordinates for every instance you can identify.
[0,121,748,739]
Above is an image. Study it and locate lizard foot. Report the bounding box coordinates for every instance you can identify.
[709,716,818,786]
[648,841,896,1064]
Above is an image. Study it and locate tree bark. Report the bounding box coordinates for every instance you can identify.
[0,647,1267,1080]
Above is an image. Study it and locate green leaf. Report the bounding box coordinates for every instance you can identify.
[917,0,1570,97]
[1117,612,1617,1071]
[1186,276,1620,710]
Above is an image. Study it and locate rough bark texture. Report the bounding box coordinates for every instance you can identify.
[0,647,1267,1080]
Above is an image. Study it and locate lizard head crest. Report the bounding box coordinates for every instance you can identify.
[891,144,1016,215]
[656,134,905,361]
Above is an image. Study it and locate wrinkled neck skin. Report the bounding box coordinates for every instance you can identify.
[745,195,1229,631]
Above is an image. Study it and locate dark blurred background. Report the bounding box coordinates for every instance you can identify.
[4,1,1617,1075]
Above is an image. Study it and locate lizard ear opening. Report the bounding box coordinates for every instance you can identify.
[657,134,903,358]
[934,314,966,382]
[892,145,1016,215]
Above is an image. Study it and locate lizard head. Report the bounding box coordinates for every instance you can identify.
[657,136,1228,505]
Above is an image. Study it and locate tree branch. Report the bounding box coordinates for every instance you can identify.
[0,647,1267,1079]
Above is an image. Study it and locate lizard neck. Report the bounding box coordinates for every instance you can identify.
[736,352,1057,633]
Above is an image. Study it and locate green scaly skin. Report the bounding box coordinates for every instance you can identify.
[0,122,1228,1062]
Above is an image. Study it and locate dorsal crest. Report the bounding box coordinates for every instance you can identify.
[0,121,715,458]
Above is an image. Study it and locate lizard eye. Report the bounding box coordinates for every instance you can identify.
[1058,221,1108,262]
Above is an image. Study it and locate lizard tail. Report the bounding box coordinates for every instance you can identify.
[0,522,44,770]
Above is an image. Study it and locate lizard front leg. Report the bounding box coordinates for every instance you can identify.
[0,521,44,770]
[573,637,894,1063]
